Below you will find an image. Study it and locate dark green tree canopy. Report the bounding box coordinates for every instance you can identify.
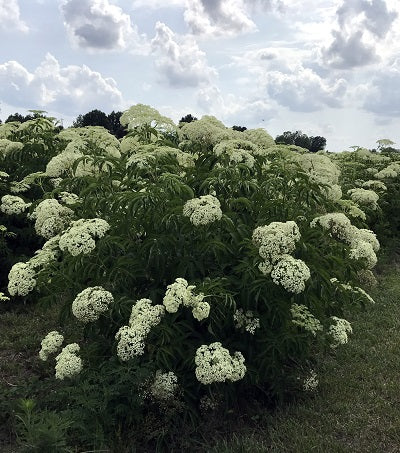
[72,109,127,138]
[232,125,247,132]
[275,130,326,153]
[179,114,198,125]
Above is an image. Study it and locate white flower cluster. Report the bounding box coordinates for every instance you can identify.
[46,150,83,177]
[253,221,310,293]
[8,237,60,297]
[241,128,275,152]
[120,104,176,134]
[290,304,323,336]
[179,116,238,147]
[59,218,110,256]
[8,262,36,296]
[10,181,30,194]
[347,188,379,210]
[58,192,82,205]
[233,308,260,334]
[362,180,387,191]
[0,195,31,215]
[39,331,64,361]
[115,298,165,361]
[293,154,341,189]
[213,140,258,169]
[163,278,209,321]
[30,199,73,239]
[253,221,301,266]
[338,199,366,221]
[328,317,352,348]
[303,370,319,391]
[270,255,311,294]
[150,370,178,401]
[195,342,246,385]
[72,286,114,323]
[310,213,353,242]
[55,343,82,380]
[330,277,375,304]
[183,195,222,226]
[375,162,400,179]
[311,214,379,269]
[0,138,23,156]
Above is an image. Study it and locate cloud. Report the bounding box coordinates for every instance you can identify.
[363,64,400,117]
[151,21,217,88]
[231,46,347,112]
[196,84,276,126]
[0,0,28,32]
[323,0,398,69]
[60,0,146,52]
[183,0,257,36]
[0,53,123,115]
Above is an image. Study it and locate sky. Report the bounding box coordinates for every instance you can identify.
[1,0,400,152]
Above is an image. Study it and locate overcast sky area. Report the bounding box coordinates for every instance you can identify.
[1,0,400,151]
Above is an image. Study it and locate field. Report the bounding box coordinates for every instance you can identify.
[0,105,400,451]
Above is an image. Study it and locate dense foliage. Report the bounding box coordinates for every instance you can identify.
[1,105,399,450]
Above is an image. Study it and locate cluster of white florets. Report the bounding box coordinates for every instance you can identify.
[55,343,82,380]
[253,221,310,293]
[45,150,83,177]
[183,195,223,226]
[253,221,301,266]
[270,255,311,294]
[347,188,379,210]
[163,278,209,321]
[294,153,341,188]
[39,331,64,361]
[8,262,36,296]
[290,304,323,336]
[328,317,352,348]
[338,199,366,221]
[362,180,387,191]
[115,298,165,361]
[213,140,258,168]
[126,151,155,169]
[58,192,82,205]
[311,214,379,269]
[310,213,353,242]
[10,181,30,194]
[72,286,114,323]
[30,199,74,239]
[0,139,23,156]
[179,116,238,147]
[375,162,400,179]
[194,342,246,385]
[233,308,260,334]
[332,278,376,304]
[241,128,275,152]
[59,218,110,256]
[0,195,31,215]
[150,370,179,401]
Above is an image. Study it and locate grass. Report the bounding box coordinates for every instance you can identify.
[205,263,400,452]
[1,263,400,452]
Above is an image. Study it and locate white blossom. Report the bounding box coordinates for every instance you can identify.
[290,304,323,336]
[72,287,114,323]
[195,342,246,385]
[39,331,64,361]
[55,343,82,379]
[183,195,222,226]
[328,317,352,348]
[0,195,31,215]
[270,256,311,294]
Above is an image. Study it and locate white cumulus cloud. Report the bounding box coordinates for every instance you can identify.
[60,0,147,52]
[151,21,217,88]
[0,53,123,115]
[0,0,28,32]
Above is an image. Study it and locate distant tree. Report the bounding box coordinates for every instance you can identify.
[107,111,126,139]
[179,114,197,125]
[75,109,110,129]
[5,112,32,123]
[275,130,326,153]
[72,114,84,128]
[232,125,247,132]
[309,136,327,153]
